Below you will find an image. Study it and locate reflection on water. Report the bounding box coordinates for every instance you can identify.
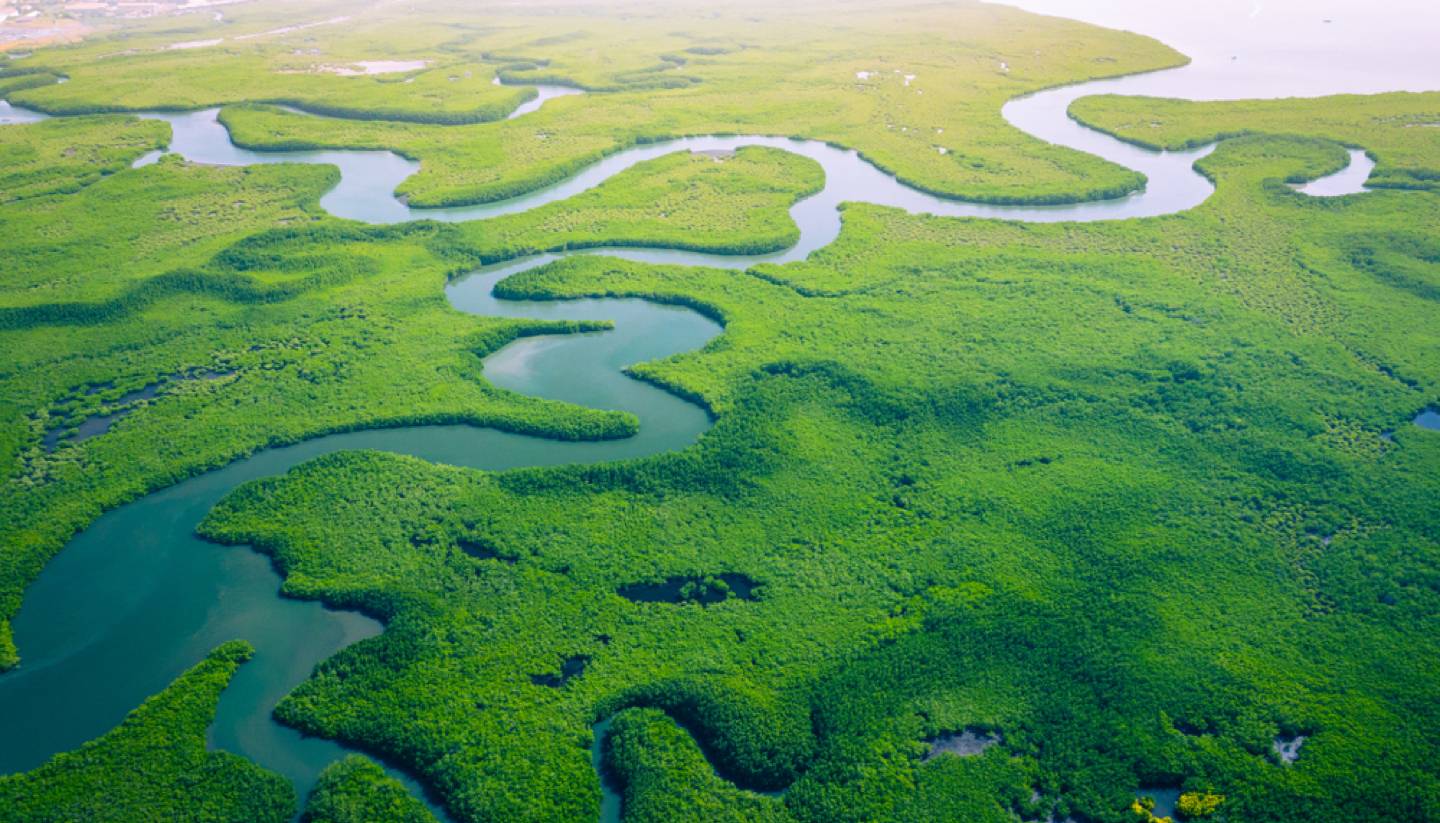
[1274,733,1307,763]
[0,3,1430,818]
[1136,787,1180,819]
[923,728,1001,760]
[0,99,47,124]
[1291,149,1374,196]
[131,107,1222,229]
[493,75,586,120]
[998,0,1440,98]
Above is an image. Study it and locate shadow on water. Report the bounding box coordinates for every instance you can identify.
[1136,787,1180,819]
[531,655,591,688]
[590,717,624,823]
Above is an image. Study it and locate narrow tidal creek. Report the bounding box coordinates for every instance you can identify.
[0,21,1391,819]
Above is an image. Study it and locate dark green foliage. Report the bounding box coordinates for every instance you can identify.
[0,642,294,823]
[302,755,439,823]
[605,676,815,791]
[602,708,793,822]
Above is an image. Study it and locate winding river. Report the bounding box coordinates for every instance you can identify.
[0,11,1401,821]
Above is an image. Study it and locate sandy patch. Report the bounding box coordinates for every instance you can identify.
[310,59,428,76]
[167,38,222,49]
[0,17,89,51]
[235,15,348,41]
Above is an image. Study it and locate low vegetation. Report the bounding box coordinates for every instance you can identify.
[1070,91,1440,191]
[0,122,819,671]
[195,135,1439,822]
[10,0,1186,207]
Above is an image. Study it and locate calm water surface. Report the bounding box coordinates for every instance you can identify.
[0,4,1432,818]
[998,0,1440,98]
[0,258,720,819]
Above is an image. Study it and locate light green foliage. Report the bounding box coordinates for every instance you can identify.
[26,56,529,124]
[13,0,1186,207]
[0,116,817,677]
[2,3,1439,822]
[196,135,1440,822]
[0,70,63,97]
[1176,791,1224,818]
[0,150,335,310]
[0,641,294,823]
[6,0,529,124]
[301,755,438,823]
[458,146,825,259]
[0,115,166,204]
[1070,91,1440,190]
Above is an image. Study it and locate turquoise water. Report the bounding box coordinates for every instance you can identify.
[0,258,720,819]
[0,17,1401,818]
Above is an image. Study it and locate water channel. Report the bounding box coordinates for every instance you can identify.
[0,4,1426,819]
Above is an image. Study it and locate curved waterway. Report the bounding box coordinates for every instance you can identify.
[0,27,1388,820]
[494,75,586,120]
[0,256,720,820]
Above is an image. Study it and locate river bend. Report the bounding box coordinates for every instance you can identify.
[0,34,1383,823]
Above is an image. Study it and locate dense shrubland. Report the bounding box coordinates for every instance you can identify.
[0,128,818,671]
[603,708,792,822]
[0,67,65,97]
[1,4,1438,821]
[1070,92,1440,191]
[0,642,294,822]
[301,756,438,823]
[0,116,166,204]
[8,0,1186,207]
[192,133,1440,822]
[455,147,824,260]
[5,126,1439,820]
